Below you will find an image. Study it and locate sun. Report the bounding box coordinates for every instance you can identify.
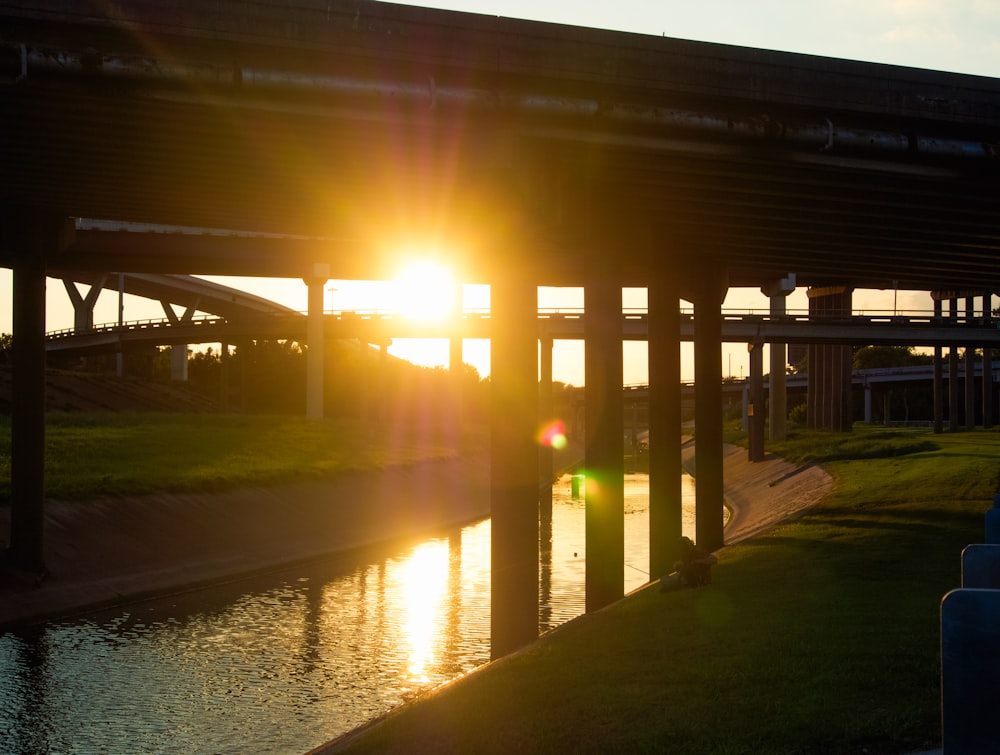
[394,260,458,321]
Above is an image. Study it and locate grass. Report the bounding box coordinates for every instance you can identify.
[331,425,996,754]
[0,413,486,501]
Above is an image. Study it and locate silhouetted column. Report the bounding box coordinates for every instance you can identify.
[490,274,539,658]
[159,299,197,382]
[763,275,795,440]
[694,268,725,553]
[949,297,960,432]
[62,275,106,332]
[220,341,230,410]
[933,297,943,434]
[538,333,554,516]
[358,338,370,426]
[305,266,328,420]
[648,275,682,578]
[584,266,624,612]
[966,295,976,431]
[747,340,764,461]
[449,291,464,449]
[984,291,993,429]
[5,210,72,575]
[807,287,853,432]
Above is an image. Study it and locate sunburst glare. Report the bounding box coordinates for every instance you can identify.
[394,260,457,321]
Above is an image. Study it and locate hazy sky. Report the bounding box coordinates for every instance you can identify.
[2,0,998,384]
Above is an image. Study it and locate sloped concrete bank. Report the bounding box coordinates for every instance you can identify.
[0,453,492,628]
[682,440,833,546]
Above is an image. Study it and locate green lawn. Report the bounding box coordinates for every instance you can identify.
[331,426,996,755]
[0,413,484,501]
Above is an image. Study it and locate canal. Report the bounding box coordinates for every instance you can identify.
[0,472,700,754]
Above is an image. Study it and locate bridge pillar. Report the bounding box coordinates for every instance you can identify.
[648,275,682,578]
[694,267,726,553]
[806,287,853,432]
[966,295,977,431]
[584,262,624,612]
[934,298,944,434]
[2,209,72,576]
[490,274,539,658]
[62,275,106,332]
[538,333,554,515]
[449,290,464,450]
[305,267,328,420]
[160,299,197,381]
[763,275,795,441]
[747,340,765,461]
[948,297,960,432]
[984,290,994,429]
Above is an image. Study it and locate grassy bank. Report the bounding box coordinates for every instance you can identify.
[0,413,485,501]
[329,426,997,755]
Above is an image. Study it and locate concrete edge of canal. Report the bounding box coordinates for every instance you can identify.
[0,452,495,629]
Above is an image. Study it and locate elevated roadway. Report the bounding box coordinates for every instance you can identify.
[44,308,1000,356]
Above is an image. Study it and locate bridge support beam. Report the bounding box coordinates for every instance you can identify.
[160,299,197,381]
[934,298,944,434]
[584,264,625,612]
[949,297,960,432]
[305,267,328,420]
[984,291,994,430]
[694,267,726,553]
[747,340,765,461]
[806,286,853,432]
[490,275,539,658]
[2,209,72,576]
[63,274,106,332]
[763,275,795,441]
[538,333,555,515]
[966,295,976,430]
[648,275,682,578]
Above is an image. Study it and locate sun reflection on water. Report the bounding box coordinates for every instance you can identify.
[399,541,449,684]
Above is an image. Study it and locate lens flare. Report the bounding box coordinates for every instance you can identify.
[538,420,568,450]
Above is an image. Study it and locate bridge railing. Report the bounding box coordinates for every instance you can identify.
[45,306,995,340]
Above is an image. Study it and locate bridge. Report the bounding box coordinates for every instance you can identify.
[44,306,1000,353]
[2,1,1000,660]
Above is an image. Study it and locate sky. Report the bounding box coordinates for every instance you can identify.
[2,0,998,385]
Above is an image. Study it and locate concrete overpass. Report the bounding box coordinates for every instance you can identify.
[3,0,1000,658]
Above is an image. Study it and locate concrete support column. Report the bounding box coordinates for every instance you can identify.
[864,383,872,423]
[762,275,795,441]
[305,266,329,421]
[538,333,554,516]
[220,342,230,410]
[449,299,464,450]
[160,300,197,382]
[62,274,106,332]
[984,291,993,429]
[3,210,72,576]
[648,276,682,578]
[693,268,725,553]
[933,297,944,434]
[584,266,624,612]
[948,298,960,433]
[358,338,370,425]
[490,275,539,658]
[747,340,764,462]
[806,286,854,432]
[965,295,976,431]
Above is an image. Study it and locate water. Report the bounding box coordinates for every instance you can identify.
[0,473,698,754]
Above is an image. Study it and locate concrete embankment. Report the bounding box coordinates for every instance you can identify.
[1,440,830,630]
[0,453,492,628]
[681,439,833,546]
